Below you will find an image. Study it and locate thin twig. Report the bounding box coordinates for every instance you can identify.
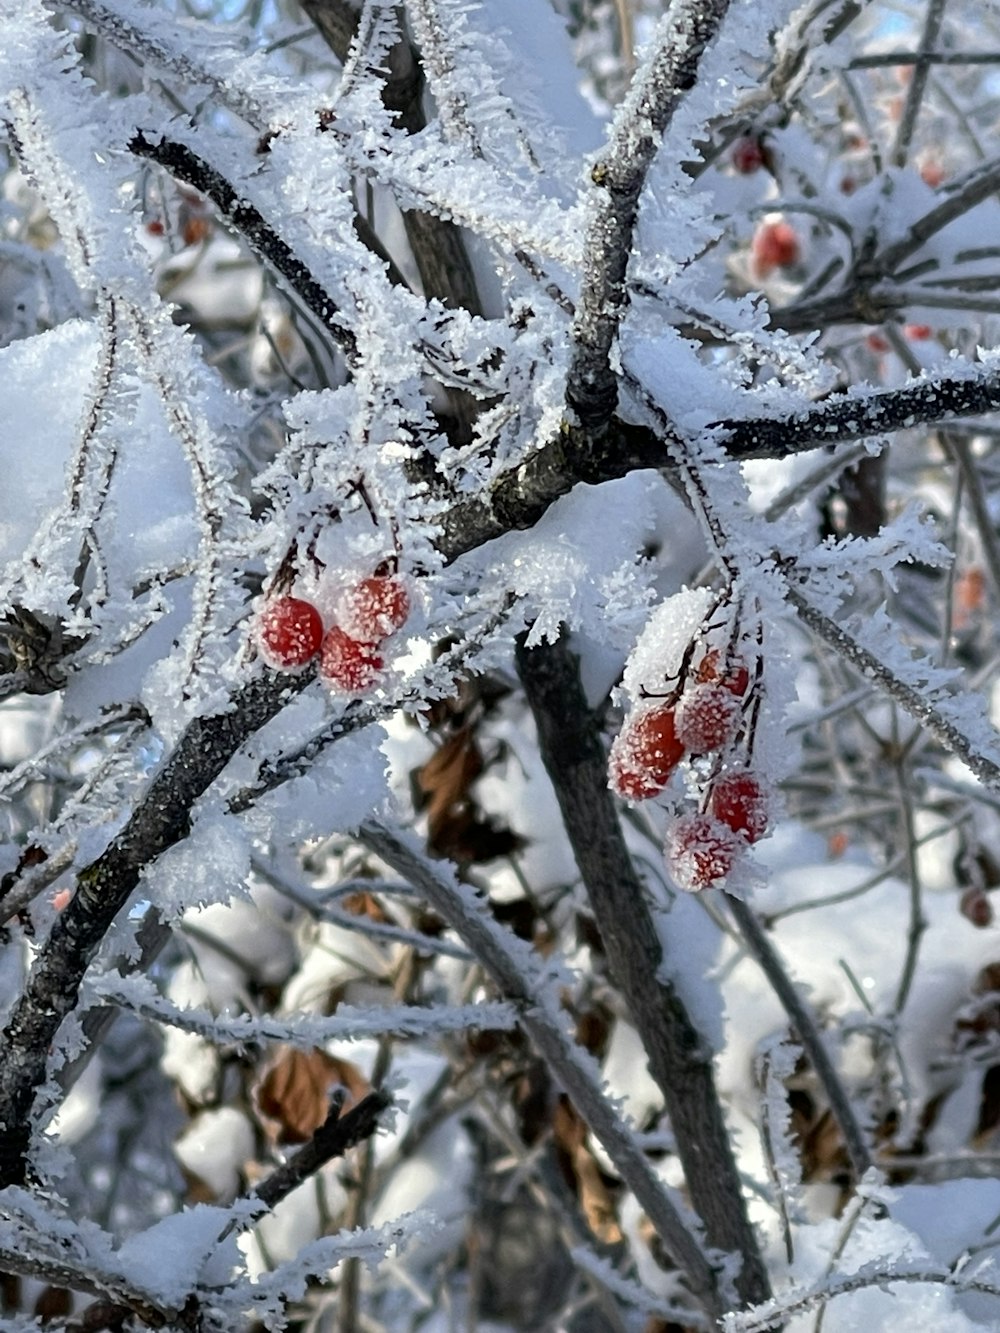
[728,896,872,1181]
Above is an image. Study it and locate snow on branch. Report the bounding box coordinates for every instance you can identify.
[89,971,518,1046]
[722,1259,1000,1333]
[129,133,360,365]
[358,816,723,1320]
[567,0,732,434]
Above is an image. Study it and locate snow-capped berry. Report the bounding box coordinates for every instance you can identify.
[710,771,768,843]
[609,705,686,801]
[256,596,324,670]
[337,575,410,643]
[667,814,740,891]
[318,626,384,693]
[675,684,741,754]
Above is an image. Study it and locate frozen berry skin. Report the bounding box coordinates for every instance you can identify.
[675,684,741,754]
[318,626,384,693]
[609,705,686,801]
[338,575,410,643]
[256,596,324,670]
[667,813,740,891]
[695,650,750,698]
[710,771,768,843]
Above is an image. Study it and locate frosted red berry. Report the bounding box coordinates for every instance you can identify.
[710,771,768,843]
[256,596,324,670]
[318,626,384,693]
[675,683,741,754]
[667,814,740,891]
[695,649,722,682]
[732,136,765,174]
[609,705,686,801]
[696,650,750,698]
[338,575,410,643]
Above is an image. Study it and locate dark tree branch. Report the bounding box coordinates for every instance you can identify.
[251,1088,392,1212]
[129,131,360,364]
[514,632,772,1312]
[436,366,1000,559]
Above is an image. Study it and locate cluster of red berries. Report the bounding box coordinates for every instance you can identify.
[254,574,410,694]
[609,647,769,892]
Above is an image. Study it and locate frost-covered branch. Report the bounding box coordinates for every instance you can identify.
[722,1259,1000,1333]
[89,972,517,1046]
[434,359,1000,558]
[129,132,360,365]
[0,670,307,1188]
[302,0,485,316]
[783,580,1000,791]
[567,0,732,434]
[515,633,772,1313]
[357,816,724,1321]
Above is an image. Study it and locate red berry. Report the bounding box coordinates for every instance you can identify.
[752,219,800,275]
[904,323,932,340]
[318,626,384,693]
[667,814,739,891]
[960,887,993,929]
[695,648,722,682]
[609,705,686,801]
[724,662,751,698]
[695,650,750,697]
[710,771,768,843]
[256,596,324,669]
[675,684,741,754]
[732,136,765,174]
[338,574,410,643]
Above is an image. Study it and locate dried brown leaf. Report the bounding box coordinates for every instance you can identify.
[257,1047,370,1145]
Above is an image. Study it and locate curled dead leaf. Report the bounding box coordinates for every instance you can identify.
[256,1047,370,1145]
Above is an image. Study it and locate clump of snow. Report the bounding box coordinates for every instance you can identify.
[114,1205,240,1307]
[174,1107,255,1201]
[142,808,251,918]
[0,321,96,570]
